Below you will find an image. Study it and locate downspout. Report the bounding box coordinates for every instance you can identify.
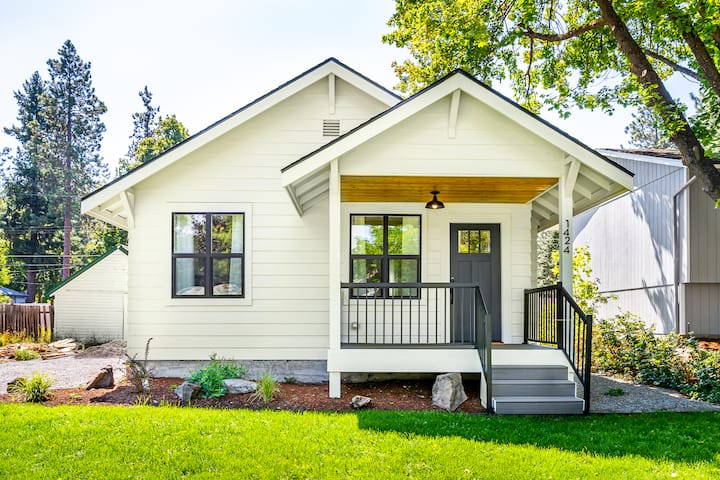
[673,176,696,335]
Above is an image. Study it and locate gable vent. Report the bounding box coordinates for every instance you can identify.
[323,119,340,137]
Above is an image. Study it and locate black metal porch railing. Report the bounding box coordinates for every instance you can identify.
[524,282,593,414]
[340,282,494,414]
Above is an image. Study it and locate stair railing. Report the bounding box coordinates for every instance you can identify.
[474,285,493,414]
[524,282,593,414]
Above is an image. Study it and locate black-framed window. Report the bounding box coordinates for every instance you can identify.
[172,213,244,298]
[350,214,420,297]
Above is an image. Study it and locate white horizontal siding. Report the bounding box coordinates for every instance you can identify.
[126,77,387,361]
[340,95,564,178]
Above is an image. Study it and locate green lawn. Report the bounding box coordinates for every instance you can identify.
[1,404,718,479]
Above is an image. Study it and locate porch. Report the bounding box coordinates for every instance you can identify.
[329,282,593,414]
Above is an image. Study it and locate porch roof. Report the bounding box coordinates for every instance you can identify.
[281,70,634,229]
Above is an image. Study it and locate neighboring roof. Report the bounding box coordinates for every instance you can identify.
[81,58,401,228]
[0,286,27,298]
[603,148,682,160]
[46,245,128,298]
[281,69,634,220]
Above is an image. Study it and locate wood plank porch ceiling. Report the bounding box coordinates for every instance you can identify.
[341,176,558,203]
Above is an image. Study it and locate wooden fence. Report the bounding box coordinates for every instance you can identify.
[0,304,54,339]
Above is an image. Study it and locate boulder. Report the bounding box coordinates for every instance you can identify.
[431,372,468,412]
[85,365,115,390]
[222,379,257,395]
[351,395,372,409]
[174,382,202,403]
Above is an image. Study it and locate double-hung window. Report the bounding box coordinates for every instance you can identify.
[350,214,420,297]
[172,213,244,297]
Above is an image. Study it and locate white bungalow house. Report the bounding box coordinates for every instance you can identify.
[82,59,632,413]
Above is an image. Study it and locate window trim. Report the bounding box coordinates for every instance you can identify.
[171,212,245,299]
[349,213,421,299]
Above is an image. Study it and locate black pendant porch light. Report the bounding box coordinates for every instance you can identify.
[425,190,445,209]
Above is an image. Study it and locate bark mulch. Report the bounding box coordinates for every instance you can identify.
[0,377,484,413]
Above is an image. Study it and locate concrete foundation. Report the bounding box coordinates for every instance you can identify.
[147,360,329,383]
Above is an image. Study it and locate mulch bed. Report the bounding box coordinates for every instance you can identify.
[0,377,484,413]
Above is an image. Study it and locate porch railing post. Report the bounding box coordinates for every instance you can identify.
[555,282,564,350]
[584,314,593,414]
[523,289,529,344]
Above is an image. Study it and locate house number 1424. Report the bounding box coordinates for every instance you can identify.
[562,219,571,254]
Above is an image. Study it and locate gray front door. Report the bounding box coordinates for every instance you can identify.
[450,223,501,342]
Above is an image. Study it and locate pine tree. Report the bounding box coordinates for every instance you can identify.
[42,40,108,279]
[625,105,673,150]
[2,72,63,300]
[117,88,189,176]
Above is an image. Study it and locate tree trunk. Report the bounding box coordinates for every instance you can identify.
[595,0,720,203]
[26,270,37,303]
[62,98,72,280]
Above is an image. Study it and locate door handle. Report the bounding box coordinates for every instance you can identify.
[450,276,455,303]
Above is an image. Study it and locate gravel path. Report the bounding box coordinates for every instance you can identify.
[590,373,720,413]
[0,355,125,394]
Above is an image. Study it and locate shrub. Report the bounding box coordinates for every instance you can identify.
[593,316,720,403]
[186,354,247,398]
[14,349,40,361]
[250,372,279,404]
[8,373,53,402]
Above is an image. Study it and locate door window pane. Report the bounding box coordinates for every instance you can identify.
[174,214,206,253]
[351,216,384,254]
[458,230,469,254]
[388,216,420,255]
[480,230,491,253]
[174,258,205,295]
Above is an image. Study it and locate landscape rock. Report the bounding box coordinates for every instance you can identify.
[431,372,468,412]
[175,381,202,403]
[351,395,372,409]
[85,365,114,390]
[223,378,257,394]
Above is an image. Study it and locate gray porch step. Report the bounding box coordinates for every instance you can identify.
[493,379,576,397]
[492,365,570,381]
[493,396,584,415]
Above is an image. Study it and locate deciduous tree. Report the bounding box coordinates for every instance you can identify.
[384,0,720,204]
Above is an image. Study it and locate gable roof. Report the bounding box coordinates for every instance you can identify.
[280,69,634,222]
[81,58,401,229]
[46,245,128,298]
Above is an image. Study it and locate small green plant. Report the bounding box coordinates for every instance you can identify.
[8,373,53,402]
[283,376,297,384]
[250,372,279,404]
[37,328,52,344]
[133,395,152,406]
[186,354,247,398]
[13,348,40,361]
[605,388,625,397]
[126,337,154,393]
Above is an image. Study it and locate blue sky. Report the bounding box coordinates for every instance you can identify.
[0,1,691,174]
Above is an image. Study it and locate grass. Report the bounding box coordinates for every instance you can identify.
[0,405,718,479]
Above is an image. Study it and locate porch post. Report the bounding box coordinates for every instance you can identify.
[558,158,579,294]
[328,158,342,398]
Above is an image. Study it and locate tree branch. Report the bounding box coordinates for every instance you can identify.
[520,18,606,42]
[594,0,720,202]
[644,50,702,81]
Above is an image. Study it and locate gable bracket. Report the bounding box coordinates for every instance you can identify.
[328,73,336,115]
[448,89,461,139]
[119,190,135,228]
[564,158,581,193]
[285,185,304,217]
